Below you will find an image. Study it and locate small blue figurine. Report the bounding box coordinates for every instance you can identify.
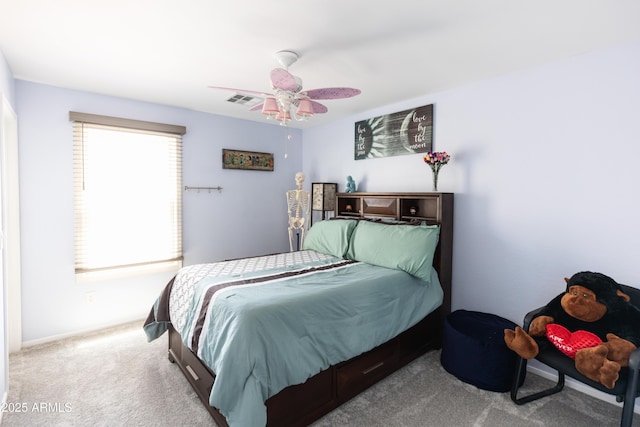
[345,176,356,193]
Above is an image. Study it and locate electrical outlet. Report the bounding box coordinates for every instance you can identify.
[86,291,96,304]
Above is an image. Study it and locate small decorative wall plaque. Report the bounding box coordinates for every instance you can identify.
[222,149,274,171]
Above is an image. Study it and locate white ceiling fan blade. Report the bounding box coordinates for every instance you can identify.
[304,87,361,100]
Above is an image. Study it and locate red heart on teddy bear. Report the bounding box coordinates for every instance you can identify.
[546,324,602,359]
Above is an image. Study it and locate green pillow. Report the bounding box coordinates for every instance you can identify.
[346,220,440,282]
[302,219,358,258]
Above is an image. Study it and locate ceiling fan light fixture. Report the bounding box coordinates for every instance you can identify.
[209,50,360,127]
[262,97,279,117]
[276,109,291,125]
[296,99,314,119]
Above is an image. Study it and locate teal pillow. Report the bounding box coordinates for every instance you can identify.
[346,220,440,282]
[302,219,358,258]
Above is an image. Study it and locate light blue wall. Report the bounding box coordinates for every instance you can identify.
[15,81,303,342]
[11,39,640,347]
[303,39,640,325]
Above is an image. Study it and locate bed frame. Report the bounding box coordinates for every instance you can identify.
[167,192,454,426]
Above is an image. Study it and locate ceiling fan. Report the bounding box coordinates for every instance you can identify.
[209,50,361,126]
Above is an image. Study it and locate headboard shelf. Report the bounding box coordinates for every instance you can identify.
[336,192,451,220]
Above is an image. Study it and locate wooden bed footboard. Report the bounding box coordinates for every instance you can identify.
[168,307,445,427]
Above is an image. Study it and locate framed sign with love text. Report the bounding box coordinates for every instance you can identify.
[354,104,433,160]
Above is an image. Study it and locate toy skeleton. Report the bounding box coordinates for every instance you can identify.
[286,172,310,251]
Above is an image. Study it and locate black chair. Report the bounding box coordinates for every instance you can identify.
[511,283,640,427]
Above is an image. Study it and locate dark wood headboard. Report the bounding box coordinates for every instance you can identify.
[334,192,454,314]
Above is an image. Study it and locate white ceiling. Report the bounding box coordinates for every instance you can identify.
[1,1,640,129]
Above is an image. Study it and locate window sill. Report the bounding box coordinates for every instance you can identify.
[75,259,182,284]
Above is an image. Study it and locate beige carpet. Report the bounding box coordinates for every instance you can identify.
[2,320,637,426]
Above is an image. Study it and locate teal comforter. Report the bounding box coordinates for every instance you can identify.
[145,250,443,426]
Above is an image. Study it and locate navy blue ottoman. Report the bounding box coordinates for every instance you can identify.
[441,309,521,392]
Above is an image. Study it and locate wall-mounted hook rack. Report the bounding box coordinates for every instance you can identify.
[184,186,223,193]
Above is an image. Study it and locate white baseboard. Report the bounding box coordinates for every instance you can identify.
[527,365,640,415]
[1,390,7,424]
[19,317,145,350]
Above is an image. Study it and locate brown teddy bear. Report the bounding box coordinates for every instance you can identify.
[504,271,640,389]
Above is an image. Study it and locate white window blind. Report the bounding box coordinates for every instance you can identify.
[70,112,185,276]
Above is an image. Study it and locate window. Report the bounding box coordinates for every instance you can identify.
[70,112,185,278]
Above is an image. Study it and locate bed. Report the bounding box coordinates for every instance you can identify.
[144,192,453,427]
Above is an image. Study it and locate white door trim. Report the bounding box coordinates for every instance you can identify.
[1,94,21,353]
